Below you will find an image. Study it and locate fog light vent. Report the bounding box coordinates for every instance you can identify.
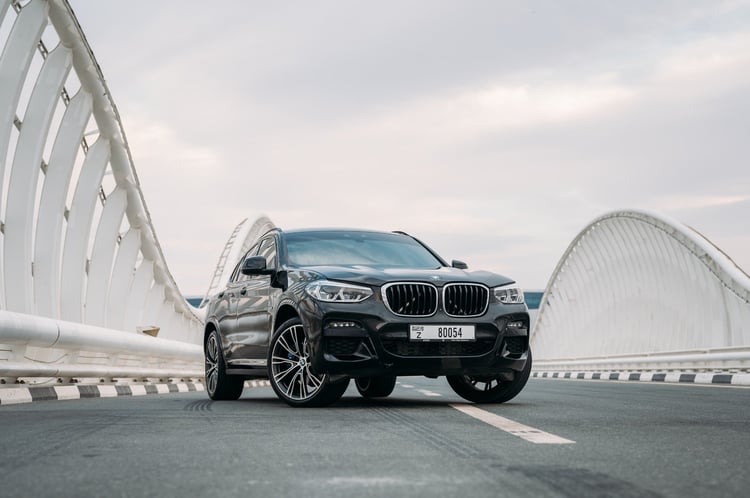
[326,337,362,355]
[504,337,527,355]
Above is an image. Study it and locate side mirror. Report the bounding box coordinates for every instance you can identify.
[451,259,468,270]
[241,256,274,275]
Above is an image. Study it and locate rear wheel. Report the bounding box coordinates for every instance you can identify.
[205,330,244,400]
[268,317,349,407]
[447,350,532,403]
[355,375,397,398]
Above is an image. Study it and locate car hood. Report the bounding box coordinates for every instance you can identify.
[299,265,515,288]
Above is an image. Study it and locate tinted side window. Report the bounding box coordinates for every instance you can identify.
[231,244,260,283]
[257,238,277,270]
[229,259,243,283]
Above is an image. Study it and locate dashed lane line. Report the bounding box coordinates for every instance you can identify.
[450,403,575,445]
[400,383,575,444]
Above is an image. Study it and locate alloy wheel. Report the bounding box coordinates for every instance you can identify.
[205,333,219,395]
[463,375,503,392]
[447,350,532,404]
[270,324,325,401]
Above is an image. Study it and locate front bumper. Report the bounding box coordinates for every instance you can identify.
[298,296,530,378]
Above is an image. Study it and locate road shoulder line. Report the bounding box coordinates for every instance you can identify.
[0,380,270,407]
[532,371,750,386]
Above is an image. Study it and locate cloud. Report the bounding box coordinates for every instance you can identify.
[653,194,750,211]
[124,116,224,177]
[654,32,750,86]
[356,78,634,141]
[67,1,750,293]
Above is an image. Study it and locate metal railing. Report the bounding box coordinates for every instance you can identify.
[0,310,203,381]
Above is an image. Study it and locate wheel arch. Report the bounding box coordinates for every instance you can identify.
[274,303,299,332]
[204,320,218,347]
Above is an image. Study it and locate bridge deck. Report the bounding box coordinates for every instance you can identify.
[1,378,748,497]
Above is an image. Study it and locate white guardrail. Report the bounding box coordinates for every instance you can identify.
[0,310,203,380]
[533,348,750,373]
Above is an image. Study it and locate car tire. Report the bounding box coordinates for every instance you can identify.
[447,349,532,404]
[268,317,349,407]
[205,329,245,400]
[355,375,397,398]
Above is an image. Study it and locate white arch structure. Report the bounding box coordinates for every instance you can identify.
[0,0,213,383]
[201,216,276,307]
[532,210,750,372]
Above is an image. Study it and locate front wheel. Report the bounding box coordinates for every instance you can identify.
[268,317,349,407]
[447,350,532,404]
[355,374,397,398]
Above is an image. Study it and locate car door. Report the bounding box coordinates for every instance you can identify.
[213,257,244,356]
[232,236,278,364]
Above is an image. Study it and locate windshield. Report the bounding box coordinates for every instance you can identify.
[284,231,444,268]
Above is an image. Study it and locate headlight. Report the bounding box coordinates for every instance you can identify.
[306,281,373,303]
[494,284,524,304]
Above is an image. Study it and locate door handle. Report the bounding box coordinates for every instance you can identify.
[240,288,247,296]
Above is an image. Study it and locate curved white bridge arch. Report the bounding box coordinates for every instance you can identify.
[200,216,276,309]
[0,0,265,383]
[532,210,750,372]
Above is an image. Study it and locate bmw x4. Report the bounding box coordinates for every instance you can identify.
[204,228,531,407]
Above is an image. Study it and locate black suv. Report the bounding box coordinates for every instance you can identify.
[204,228,531,407]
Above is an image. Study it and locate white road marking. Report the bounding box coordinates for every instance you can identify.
[450,403,575,445]
[694,373,715,384]
[665,373,682,383]
[417,389,442,397]
[400,384,415,389]
[246,380,271,388]
[98,385,118,397]
[53,386,80,400]
[0,388,32,405]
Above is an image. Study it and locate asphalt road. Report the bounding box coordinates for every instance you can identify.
[1,377,748,498]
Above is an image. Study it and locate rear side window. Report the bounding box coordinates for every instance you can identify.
[256,238,277,270]
[230,243,260,283]
[229,258,244,283]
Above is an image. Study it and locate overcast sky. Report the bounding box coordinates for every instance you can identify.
[69,0,750,295]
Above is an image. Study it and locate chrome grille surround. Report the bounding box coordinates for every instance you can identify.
[442,283,490,317]
[382,282,438,317]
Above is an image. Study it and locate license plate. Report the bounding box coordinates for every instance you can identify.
[409,325,475,341]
